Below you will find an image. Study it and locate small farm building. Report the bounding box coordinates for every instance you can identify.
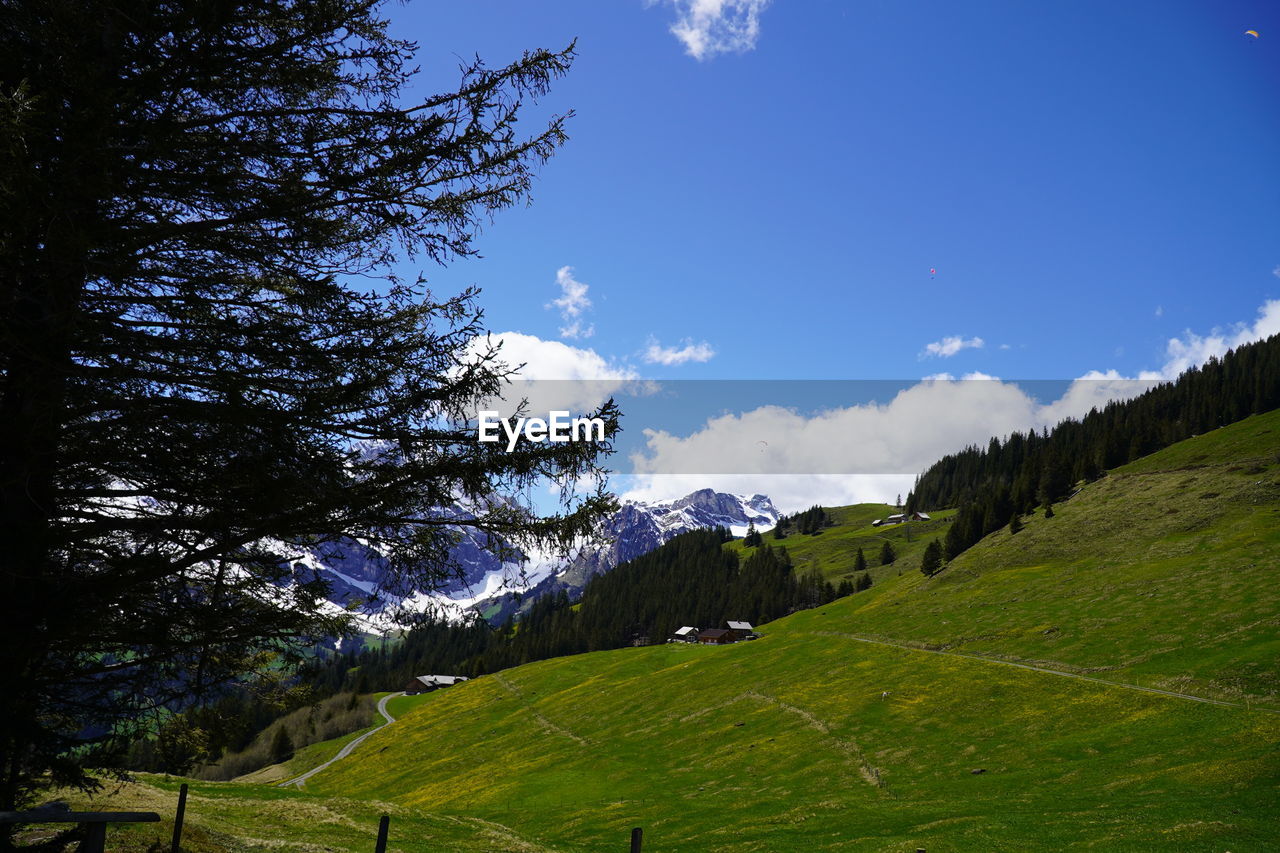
[669,626,699,643]
[405,674,469,695]
[698,628,736,645]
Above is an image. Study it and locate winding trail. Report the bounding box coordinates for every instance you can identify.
[278,691,403,788]
[809,631,1280,714]
[492,673,590,745]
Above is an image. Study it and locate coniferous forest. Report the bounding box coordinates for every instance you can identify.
[320,529,839,691]
[908,333,1280,561]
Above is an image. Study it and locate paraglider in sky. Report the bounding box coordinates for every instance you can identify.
[930,267,936,279]
[1245,29,1259,38]
[757,440,768,452]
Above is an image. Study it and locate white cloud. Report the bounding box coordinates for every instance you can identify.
[921,335,984,359]
[643,337,716,366]
[628,379,1042,478]
[1272,265,1280,278]
[469,331,640,415]
[621,298,1280,514]
[547,266,594,340]
[665,0,771,61]
[1154,298,1280,379]
[1154,305,1164,317]
[619,374,1164,512]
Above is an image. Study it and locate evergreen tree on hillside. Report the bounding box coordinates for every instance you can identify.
[854,547,868,573]
[837,578,855,597]
[856,572,873,592]
[744,522,762,547]
[0,0,614,810]
[1044,503,1055,519]
[1038,448,1071,507]
[879,541,896,566]
[270,726,294,763]
[1009,513,1023,534]
[920,540,943,577]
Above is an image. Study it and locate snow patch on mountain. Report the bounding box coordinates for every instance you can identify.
[287,489,778,630]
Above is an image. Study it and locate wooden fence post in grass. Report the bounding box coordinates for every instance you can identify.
[171,783,188,853]
[374,814,390,853]
[82,822,107,853]
[630,826,643,852]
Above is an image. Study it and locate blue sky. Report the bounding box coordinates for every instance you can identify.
[380,1,1279,509]
[386,0,1278,382]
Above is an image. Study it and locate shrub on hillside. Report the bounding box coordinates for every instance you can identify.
[194,692,374,781]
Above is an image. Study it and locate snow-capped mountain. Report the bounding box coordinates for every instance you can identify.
[288,489,779,629]
[453,489,780,624]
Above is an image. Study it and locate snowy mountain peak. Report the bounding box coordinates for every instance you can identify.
[294,489,780,630]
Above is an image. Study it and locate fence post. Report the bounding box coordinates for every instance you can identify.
[630,826,642,852]
[80,822,107,853]
[171,783,188,853]
[374,814,390,853]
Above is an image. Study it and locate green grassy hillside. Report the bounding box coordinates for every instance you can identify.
[839,409,1280,707]
[289,414,1280,850]
[726,503,956,585]
[63,414,1280,851]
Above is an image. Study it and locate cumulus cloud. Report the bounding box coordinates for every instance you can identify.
[643,337,716,366]
[547,266,594,340]
[1153,298,1280,379]
[483,331,634,382]
[617,299,1280,513]
[921,335,984,359]
[618,377,1040,513]
[620,299,1280,511]
[628,379,1042,480]
[665,0,771,61]
[469,331,640,415]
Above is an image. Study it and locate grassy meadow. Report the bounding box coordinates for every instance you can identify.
[50,413,1280,851]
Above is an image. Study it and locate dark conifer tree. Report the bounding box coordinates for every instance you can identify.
[920,540,943,577]
[0,0,614,810]
[879,541,896,566]
[269,727,294,764]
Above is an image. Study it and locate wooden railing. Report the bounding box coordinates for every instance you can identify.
[3,783,662,852]
[0,806,159,853]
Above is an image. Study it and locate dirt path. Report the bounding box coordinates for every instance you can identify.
[492,673,591,745]
[744,689,885,788]
[278,692,402,788]
[809,631,1280,713]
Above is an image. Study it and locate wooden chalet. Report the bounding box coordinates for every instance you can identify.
[669,626,699,643]
[697,628,736,645]
[873,511,930,526]
[404,674,469,695]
